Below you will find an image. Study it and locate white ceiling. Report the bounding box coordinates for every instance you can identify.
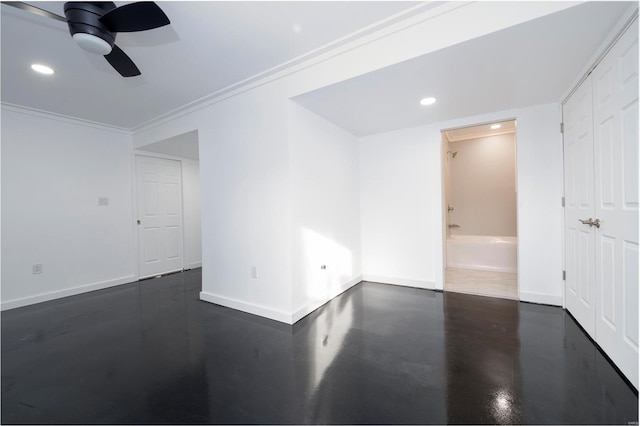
[293,2,634,137]
[1,1,419,129]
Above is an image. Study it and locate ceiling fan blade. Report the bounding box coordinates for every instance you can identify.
[99,2,170,33]
[2,2,66,22]
[104,45,141,77]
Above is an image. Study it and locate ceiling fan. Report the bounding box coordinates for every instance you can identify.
[3,1,171,77]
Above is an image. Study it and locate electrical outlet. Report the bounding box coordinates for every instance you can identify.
[251,266,257,279]
[98,197,109,206]
[321,265,327,270]
[32,264,42,274]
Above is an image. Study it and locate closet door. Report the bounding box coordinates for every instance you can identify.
[564,19,638,389]
[592,19,638,389]
[136,155,184,279]
[564,77,597,339]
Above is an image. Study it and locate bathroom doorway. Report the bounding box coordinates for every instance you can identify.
[441,120,518,300]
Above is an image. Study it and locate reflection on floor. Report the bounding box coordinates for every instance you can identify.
[2,270,637,424]
[445,267,518,300]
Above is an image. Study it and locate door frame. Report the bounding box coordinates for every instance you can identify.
[439,117,520,299]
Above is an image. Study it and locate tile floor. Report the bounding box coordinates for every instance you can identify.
[445,267,518,300]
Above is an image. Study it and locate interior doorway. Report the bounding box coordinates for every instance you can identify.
[135,130,202,279]
[441,120,519,300]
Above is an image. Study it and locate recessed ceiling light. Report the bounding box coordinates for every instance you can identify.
[490,124,501,129]
[420,97,437,106]
[293,24,303,34]
[31,64,54,75]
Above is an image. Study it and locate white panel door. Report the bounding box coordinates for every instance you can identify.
[564,77,597,339]
[592,20,638,389]
[136,155,184,278]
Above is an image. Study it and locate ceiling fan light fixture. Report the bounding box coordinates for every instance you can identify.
[7,1,170,77]
[72,33,113,55]
[31,64,54,75]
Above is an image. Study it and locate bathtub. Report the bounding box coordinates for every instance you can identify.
[446,235,517,273]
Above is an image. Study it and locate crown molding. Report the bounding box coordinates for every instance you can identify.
[131,1,469,134]
[3,2,467,136]
[1,102,131,135]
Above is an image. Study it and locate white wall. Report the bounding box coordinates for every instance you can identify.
[359,104,564,305]
[448,133,517,237]
[1,3,581,318]
[359,125,441,289]
[288,102,362,322]
[132,3,575,322]
[1,107,136,309]
[193,82,295,323]
[515,104,564,306]
[182,160,202,269]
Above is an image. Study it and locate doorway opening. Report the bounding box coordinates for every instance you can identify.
[134,130,202,279]
[441,120,518,300]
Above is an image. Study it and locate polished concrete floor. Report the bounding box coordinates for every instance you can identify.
[2,269,637,424]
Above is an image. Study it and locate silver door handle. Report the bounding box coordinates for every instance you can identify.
[579,218,593,225]
[578,218,601,228]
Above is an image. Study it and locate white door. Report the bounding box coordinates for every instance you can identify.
[563,20,638,389]
[564,77,597,339]
[592,20,638,389]
[136,155,184,278]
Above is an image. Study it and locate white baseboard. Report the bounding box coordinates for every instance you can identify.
[291,275,362,323]
[199,291,293,324]
[519,291,562,306]
[1,275,136,311]
[362,274,434,290]
[189,261,202,269]
[200,275,363,325]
